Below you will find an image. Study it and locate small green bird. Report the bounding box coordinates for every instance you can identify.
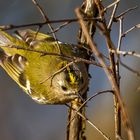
[0,29,88,104]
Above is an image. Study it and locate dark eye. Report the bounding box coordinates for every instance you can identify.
[61,86,67,91]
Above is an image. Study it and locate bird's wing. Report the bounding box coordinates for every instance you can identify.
[0,51,30,93]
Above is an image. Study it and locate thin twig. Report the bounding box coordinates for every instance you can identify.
[66,103,112,140]
[1,44,101,67]
[120,60,140,77]
[115,6,138,19]
[110,15,140,78]
[32,0,62,53]
[67,0,98,140]
[116,15,123,138]
[122,24,140,37]
[108,0,120,29]
[45,54,102,79]
[32,0,54,32]
[110,49,140,59]
[76,7,135,140]
[39,61,76,84]
[0,17,100,31]
[68,90,114,125]
[104,0,120,12]
[48,21,71,34]
[96,2,122,138]
[117,17,123,51]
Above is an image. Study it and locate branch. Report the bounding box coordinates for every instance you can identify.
[108,0,120,29]
[111,49,140,59]
[75,7,135,140]
[122,24,140,37]
[1,44,101,67]
[68,90,114,125]
[115,6,138,19]
[0,17,100,31]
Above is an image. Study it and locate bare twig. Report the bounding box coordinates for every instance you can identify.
[122,24,140,37]
[76,7,135,140]
[42,56,102,85]
[96,1,122,138]
[85,119,111,140]
[115,15,123,89]
[115,16,124,137]
[115,6,138,19]
[1,44,101,68]
[104,0,120,12]
[68,90,114,125]
[111,49,140,59]
[32,0,54,32]
[0,17,100,31]
[108,0,120,29]
[48,21,71,34]
[39,61,76,84]
[32,0,62,53]
[67,1,97,140]
[66,101,112,140]
[117,17,123,51]
[112,10,140,80]
[120,61,140,77]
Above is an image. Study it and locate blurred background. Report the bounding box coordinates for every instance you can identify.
[0,0,140,140]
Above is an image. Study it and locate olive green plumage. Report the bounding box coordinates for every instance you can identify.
[0,29,88,104]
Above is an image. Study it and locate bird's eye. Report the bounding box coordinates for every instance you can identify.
[61,85,67,91]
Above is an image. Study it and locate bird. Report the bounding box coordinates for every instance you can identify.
[0,29,89,104]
